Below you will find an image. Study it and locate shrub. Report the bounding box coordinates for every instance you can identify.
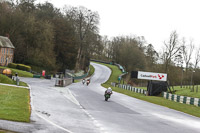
[8,63,17,69]
[7,63,31,72]
[16,64,31,72]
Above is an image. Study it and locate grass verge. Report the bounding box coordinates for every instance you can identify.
[95,62,200,118]
[88,65,95,77]
[0,85,30,122]
[0,129,15,133]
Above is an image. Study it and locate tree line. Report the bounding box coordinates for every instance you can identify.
[0,0,101,73]
[1,0,200,86]
[95,32,200,86]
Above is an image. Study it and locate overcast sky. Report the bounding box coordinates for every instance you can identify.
[36,0,200,52]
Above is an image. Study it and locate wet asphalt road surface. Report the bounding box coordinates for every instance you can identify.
[0,62,200,133]
[68,62,200,133]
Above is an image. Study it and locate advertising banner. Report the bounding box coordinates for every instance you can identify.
[137,71,167,81]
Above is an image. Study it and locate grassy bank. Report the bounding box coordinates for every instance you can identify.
[0,66,33,77]
[0,85,30,122]
[95,62,200,118]
[88,65,95,77]
[0,74,28,87]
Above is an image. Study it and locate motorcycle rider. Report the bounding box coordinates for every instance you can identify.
[105,87,113,95]
[82,78,85,85]
[104,87,113,101]
[86,79,90,86]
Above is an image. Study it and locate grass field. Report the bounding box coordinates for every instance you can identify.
[134,85,200,98]
[0,66,33,77]
[0,85,30,122]
[172,86,200,98]
[94,62,200,118]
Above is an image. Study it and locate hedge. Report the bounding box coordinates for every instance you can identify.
[8,63,17,69]
[8,63,31,72]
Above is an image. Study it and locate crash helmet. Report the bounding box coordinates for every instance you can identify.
[108,87,111,89]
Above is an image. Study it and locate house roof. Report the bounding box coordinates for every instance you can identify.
[0,36,15,49]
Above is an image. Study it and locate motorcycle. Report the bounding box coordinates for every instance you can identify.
[104,92,112,101]
[82,79,85,85]
[86,80,90,86]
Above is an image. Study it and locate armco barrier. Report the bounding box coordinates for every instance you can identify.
[91,59,126,73]
[73,67,90,80]
[73,73,88,80]
[163,92,200,107]
[90,59,111,64]
[33,74,41,78]
[111,82,147,95]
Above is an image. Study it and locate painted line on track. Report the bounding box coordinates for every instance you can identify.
[0,83,29,89]
[68,89,107,133]
[34,112,73,133]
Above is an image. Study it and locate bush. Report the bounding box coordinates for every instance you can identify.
[8,63,31,72]
[16,64,31,72]
[8,63,17,69]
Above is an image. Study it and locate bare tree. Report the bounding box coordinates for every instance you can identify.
[101,36,113,60]
[64,6,99,71]
[145,44,159,70]
[162,31,181,72]
[182,38,194,72]
[194,46,200,69]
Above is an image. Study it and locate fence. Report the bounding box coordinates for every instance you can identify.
[111,82,147,95]
[163,92,200,107]
[112,82,200,107]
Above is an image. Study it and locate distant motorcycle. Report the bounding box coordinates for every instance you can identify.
[82,79,85,85]
[104,92,112,101]
[86,79,90,86]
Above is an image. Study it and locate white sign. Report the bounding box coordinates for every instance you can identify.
[138,71,167,81]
